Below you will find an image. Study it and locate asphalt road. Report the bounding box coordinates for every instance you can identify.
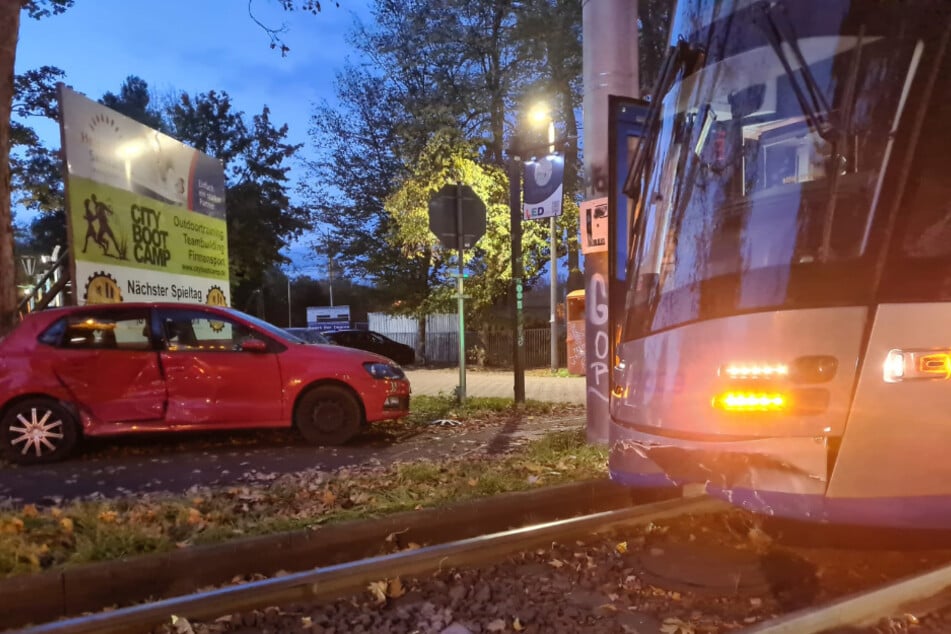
[0,369,585,506]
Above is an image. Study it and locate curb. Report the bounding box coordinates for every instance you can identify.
[1,479,664,630]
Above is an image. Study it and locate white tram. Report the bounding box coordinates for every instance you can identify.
[610,0,951,528]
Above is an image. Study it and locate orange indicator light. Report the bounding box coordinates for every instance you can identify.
[917,353,951,378]
[713,391,788,412]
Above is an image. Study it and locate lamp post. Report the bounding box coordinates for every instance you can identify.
[287,277,292,327]
[529,104,560,374]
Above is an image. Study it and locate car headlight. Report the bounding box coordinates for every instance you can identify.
[363,362,405,380]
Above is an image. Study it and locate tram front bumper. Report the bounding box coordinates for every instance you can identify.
[609,421,830,498]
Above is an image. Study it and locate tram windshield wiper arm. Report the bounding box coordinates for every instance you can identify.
[754,3,838,142]
[624,40,700,202]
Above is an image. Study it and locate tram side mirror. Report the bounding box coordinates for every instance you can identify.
[728,84,766,119]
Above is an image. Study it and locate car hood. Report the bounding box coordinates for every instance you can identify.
[294,341,397,366]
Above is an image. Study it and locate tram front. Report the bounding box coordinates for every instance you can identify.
[609,0,951,527]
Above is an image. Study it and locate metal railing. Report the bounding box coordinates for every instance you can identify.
[17,249,70,317]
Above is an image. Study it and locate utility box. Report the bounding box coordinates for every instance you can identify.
[566,290,586,376]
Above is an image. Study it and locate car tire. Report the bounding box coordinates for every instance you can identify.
[295,385,363,446]
[1,398,79,465]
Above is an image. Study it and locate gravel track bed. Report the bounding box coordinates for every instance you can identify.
[150,509,951,634]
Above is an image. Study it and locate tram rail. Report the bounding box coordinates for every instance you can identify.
[9,496,725,634]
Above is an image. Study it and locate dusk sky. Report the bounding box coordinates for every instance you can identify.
[15,0,373,269]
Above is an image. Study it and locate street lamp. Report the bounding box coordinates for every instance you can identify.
[529,103,560,373]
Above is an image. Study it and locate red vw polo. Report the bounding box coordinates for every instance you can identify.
[0,303,411,464]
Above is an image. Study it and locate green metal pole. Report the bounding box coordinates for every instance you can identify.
[456,182,466,404]
[509,155,525,404]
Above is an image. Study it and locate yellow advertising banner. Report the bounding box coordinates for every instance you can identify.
[58,84,230,306]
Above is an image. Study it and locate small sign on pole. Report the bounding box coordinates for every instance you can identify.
[580,197,609,254]
[428,183,488,404]
[523,155,565,221]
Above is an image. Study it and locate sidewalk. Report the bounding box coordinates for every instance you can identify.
[404,368,586,404]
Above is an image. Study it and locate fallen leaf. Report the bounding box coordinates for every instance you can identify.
[660,617,695,634]
[170,614,195,634]
[59,517,74,534]
[615,541,628,554]
[548,559,565,568]
[98,510,119,524]
[388,577,406,598]
[486,619,506,632]
[368,580,388,604]
[1,518,24,534]
[513,617,525,631]
[301,616,313,627]
[186,508,203,525]
[467,478,478,486]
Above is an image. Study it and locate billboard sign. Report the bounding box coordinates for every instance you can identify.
[522,154,564,220]
[58,84,230,307]
[307,305,351,332]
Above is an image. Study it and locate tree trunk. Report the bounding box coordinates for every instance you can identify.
[416,313,427,366]
[0,3,21,335]
[560,78,583,292]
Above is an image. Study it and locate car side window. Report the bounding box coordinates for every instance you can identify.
[61,310,152,351]
[160,310,268,353]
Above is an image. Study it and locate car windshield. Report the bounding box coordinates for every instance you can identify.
[221,308,296,342]
[285,329,330,344]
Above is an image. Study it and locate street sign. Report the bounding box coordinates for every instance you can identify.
[428,184,487,250]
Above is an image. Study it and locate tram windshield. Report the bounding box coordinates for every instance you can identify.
[622,3,926,340]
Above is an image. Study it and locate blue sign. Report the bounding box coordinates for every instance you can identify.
[523,154,565,220]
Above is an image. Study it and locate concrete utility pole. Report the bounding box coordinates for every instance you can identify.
[582,0,639,443]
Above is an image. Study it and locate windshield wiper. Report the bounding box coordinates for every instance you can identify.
[753,3,838,142]
[624,40,702,203]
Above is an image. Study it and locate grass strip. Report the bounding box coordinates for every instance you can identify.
[0,396,603,578]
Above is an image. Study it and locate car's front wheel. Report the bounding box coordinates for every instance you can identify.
[1,398,79,465]
[294,385,363,446]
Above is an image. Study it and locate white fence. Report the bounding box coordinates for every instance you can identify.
[367,313,564,367]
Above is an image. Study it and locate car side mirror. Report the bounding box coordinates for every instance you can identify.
[240,339,269,353]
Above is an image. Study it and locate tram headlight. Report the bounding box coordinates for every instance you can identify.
[883,350,905,383]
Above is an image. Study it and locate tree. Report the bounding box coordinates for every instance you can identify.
[0,0,335,334]
[167,90,310,305]
[305,64,425,308]
[386,131,550,324]
[11,65,66,250]
[1,0,73,334]
[100,75,166,132]
[510,0,583,289]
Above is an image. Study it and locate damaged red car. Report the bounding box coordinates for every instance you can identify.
[0,303,411,464]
